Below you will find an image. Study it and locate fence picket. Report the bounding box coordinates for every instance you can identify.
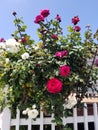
[0,103,98,130]
[93,103,98,130]
[84,103,88,130]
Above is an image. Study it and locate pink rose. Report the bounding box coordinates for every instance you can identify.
[72,16,80,25]
[34,15,44,24]
[56,14,61,22]
[51,34,58,40]
[74,26,81,32]
[60,65,70,77]
[55,50,68,58]
[40,9,50,17]
[46,78,63,94]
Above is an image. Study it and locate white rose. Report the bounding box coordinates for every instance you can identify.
[21,52,29,60]
[28,109,39,119]
[5,39,21,53]
[65,93,77,109]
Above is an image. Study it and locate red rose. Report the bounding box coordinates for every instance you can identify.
[51,34,58,40]
[74,26,81,32]
[56,14,61,22]
[72,16,80,25]
[46,78,63,94]
[55,50,68,58]
[60,65,70,77]
[34,15,44,24]
[40,9,50,17]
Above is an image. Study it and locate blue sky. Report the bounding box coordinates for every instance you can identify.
[0,0,98,42]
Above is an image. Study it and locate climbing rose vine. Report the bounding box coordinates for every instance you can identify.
[0,9,98,129]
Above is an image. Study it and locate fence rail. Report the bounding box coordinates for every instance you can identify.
[0,102,98,130]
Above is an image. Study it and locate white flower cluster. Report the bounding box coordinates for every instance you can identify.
[0,39,21,53]
[5,39,21,53]
[65,93,77,109]
[22,105,39,119]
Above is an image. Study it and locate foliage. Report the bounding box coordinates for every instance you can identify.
[0,9,98,129]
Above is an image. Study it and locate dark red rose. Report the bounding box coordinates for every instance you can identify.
[72,16,80,25]
[56,14,61,22]
[74,26,81,32]
[21,37,27,43]
[0,38,5,42]
[60,65,70,77]
[46,78,63,94]
[12,11,17,16]
[34,15,44,24]
[40,9,50,17]
[51,34,58,40]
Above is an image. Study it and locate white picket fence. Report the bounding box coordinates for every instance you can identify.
[0,102,98,130]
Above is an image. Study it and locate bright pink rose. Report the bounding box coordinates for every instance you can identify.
[40,9,50,17]
[72,16,80,25]
[34,15,44,24]
[60,65,70,77]
[51,34,58,40]
[74,26,81,32]
[46,78,63,94]
[55,50,68,58]
[56,14,61,22]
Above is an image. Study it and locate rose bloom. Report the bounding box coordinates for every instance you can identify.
[74,26,81,32]
[51,34,58,40]
[72,16,80,25]
[21,37,27,43]
[0,38,5,42]
[34,15,44,24]
[21,52,30,60]
[46,78,62,94]
[60,65,70,77]
[28,109,39,119]
[5,39,21,53]
[40,9,50,17]
[55,50,68,58]
[56,14,61,22]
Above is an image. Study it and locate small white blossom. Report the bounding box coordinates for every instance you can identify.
[22,110,27,115]
[21,52,29,60]
[32,104,36,109]
[65,93,77,109]
[26,108,30,112]
[5,58,10,64]
[28,109,39,119]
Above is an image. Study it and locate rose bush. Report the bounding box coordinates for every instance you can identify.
[0,9,98,129]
